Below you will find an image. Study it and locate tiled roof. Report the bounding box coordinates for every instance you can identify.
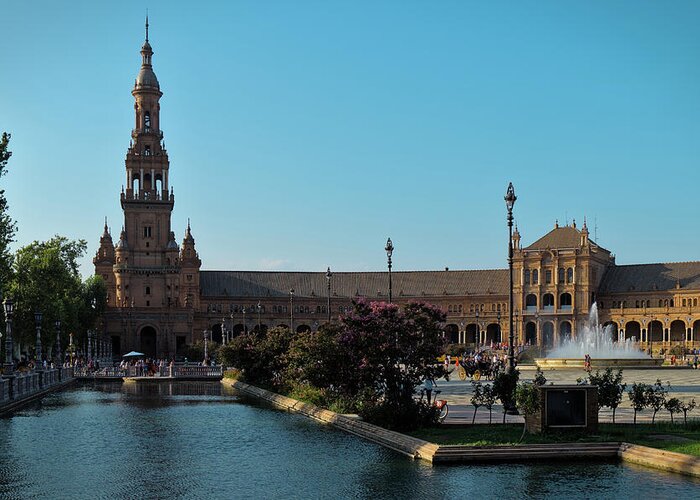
[524,226,606,252]
[599,262,700,293]
[200,269,509,299]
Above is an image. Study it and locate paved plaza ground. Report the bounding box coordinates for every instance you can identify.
[438,366,700,424]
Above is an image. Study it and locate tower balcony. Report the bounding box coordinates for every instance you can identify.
[121,189,174,203]
[131,127,164,139]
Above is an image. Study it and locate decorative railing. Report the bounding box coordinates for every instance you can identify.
[0,368,72,405]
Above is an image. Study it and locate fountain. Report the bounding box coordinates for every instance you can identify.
[534,303,663,369]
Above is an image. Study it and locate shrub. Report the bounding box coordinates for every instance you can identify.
[493,370,519,423]
[589,368,626,424]
[680,399,697,425]
[664,397,683,424]
[358,398,441,431]
[645,379,669,424]
[628,383,650,425]
[515,383,542,441]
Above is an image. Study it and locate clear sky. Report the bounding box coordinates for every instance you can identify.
[2,0,699,278]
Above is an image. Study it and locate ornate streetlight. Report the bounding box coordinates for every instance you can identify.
[55,319,62,364]
[497,310,502,345]
[504,182,517,374]
[325,267,332,322]
[3,298,14,375]
[242,307,247,335]
[475,309,480,347]
[34,310,43,370]
[289,288,295,333]
[221,317,226,345]
[385,238,394,304]
[230,312,235,341]
[256,301,262,335]
[203,329,210,363]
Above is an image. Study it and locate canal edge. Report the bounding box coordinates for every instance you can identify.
[0,377,77,416]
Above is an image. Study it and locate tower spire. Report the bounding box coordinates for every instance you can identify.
[145,12,149,42]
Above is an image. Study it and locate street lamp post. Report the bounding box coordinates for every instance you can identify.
[3,298,14,375]
[87,330,92,362]
[257,301,262,335]
[221,317,226,345]
[230,312,235,342]
[504,182,517,374]
[497,310,502,345]
[34,311,43,370]
[326,267,332,323]
[475,310,480,347]
[242,307,247,334]
[55,320,62,364]
[385,238,394,304]
[203,330,210,363]
[289,288,295,333]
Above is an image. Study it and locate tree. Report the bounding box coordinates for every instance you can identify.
[0,132,16,295]
[628,383,649,425]
[493,370,520,424]
[482,383,497,425]
[664,397,682,425]
[589,368,626,424]
[515,383,541,442]
[645,379,669,424]
[7,236,101,360]
[470,381,484,424]
[680,399,697,426]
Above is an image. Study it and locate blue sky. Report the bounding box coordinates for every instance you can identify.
[2,0,699,278]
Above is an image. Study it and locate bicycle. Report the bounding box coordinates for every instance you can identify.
[419,388,449,423]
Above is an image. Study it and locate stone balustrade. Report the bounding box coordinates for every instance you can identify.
[0,367,74,408]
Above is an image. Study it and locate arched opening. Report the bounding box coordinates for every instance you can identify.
[670,320,685,342]
[252,324,268,336]
[560,293,572,310]
[525,294,537,311]
[624,321,639,342]
[694,320,700,341]
[566,268,573,283]
[525,322,537,345]
[602,321,618,341]
[111,335,121,357]
[296,324,311,334]
[155,174,163,195]
[144,110,151,129]
[277,323,289,331]
[232,324,245,336]
[543,293,554,311]
[649,320,663,342]
[210,324,223,344]
[139,326,157,358]
[444,324,459,344]
[465,324,478,344]
[543,322,554,348]
[485,323,501,344]
[559,321,572,342]
[132,175,140,193]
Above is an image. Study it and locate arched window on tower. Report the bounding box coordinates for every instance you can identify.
[144,111,151,130]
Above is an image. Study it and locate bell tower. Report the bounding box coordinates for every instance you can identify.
[96,19,201,359]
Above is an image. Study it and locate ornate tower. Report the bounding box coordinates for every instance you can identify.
[96,20,200,359]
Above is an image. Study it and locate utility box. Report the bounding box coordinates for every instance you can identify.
[526,385,598,434]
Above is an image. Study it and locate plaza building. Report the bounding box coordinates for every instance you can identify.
[95,29,700,359]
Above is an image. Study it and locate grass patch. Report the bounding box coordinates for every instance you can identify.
[409,421,700,456]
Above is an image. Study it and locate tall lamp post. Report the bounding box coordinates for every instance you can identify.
[3,298,14,375]
[504,182,517,374]
[497,310,502,345]
[221,317,226,345]
[475,310,480,347]
[326,267,332,322]
[289,288,295,333]
[203,329,210,363]
[257,301,262,335]
[242,307,247,335]
[55,319,62,364]
[385,238,394,304]
[34,311,43,370]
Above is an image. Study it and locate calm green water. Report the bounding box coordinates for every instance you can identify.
[0,382,699,499]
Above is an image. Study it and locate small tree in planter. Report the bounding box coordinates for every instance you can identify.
[628,382,650,425]
[664,397,683,424]
[493,371,520,423]
[482,384,497,425]
[680,399,697,426]
[645,379,669,424]
[470,381,485,424]
[515,383,541,442]
[533,366,547,386]
[589,368,626,424]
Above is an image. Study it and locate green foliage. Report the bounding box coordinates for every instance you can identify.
[0,132,16,296]
[664,397,683,424]
[493,370,519,423]
[444,343,467,356]
[357,398,442,431]
[6,236,106,359]
[533,366,547,386]
[680,399,697,425]
[515,382,542,441]
[669,344,685,356]
[628,382,650,425]
[222,369,240,380]
[645,379,669,424]
[588,368,626,423]
[470,381,484,424]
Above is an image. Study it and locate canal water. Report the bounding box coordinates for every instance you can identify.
[0,382,698,499]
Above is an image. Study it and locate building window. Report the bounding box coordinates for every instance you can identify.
[545,270,552,284]
[143,226,152,238]
[145,286,151,295]
[558,268,565,283]
[532,270,539,285]
[144,145,151,156]
[144,111,151,129]
[524,270,530,285]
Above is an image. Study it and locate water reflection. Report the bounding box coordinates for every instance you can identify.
[0,382,698,499]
